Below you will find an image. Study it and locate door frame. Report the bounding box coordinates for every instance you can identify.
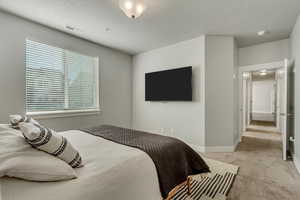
[238,60,285,141]
[281,59,295,160]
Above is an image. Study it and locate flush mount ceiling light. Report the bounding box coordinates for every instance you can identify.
[260,72,267,76]
[119,0,147,19]
[259,69,267,76]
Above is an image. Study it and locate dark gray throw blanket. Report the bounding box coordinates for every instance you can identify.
[82,125,210,198]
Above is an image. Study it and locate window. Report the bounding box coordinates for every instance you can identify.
[25,40,99,116]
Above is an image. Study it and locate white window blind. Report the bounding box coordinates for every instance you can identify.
[26,40,99,114]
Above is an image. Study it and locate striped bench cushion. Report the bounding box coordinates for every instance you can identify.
[9,115,40,129]
[19,122,83,168]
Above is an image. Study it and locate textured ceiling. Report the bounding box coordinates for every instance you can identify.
[0,0,300,55]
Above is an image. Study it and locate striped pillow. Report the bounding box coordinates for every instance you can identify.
[19,122,83,168]
[9,115,40,129]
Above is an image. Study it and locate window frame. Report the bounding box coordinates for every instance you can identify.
[25,39,100,119]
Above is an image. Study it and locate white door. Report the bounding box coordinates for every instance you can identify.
[272,82,277,123]
[247,75,252,125]
[280,59,291,161]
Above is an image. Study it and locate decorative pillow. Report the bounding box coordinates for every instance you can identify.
[9,115,40,129]
[19,122,83,168]
[0,128,77,181]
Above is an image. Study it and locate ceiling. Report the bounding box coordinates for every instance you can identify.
[0,0,300,55]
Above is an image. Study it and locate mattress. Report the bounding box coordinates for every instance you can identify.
[0,130,161,200]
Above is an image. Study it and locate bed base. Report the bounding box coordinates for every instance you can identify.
[164,176,192,200]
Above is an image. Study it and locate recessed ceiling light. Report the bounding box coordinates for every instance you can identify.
[257,30,267,36]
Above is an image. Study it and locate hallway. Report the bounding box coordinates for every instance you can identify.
[204,131,300,200]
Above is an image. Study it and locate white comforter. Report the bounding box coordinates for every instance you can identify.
[0,130,162,200]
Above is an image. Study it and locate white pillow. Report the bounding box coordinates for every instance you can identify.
[9,115,40,129]
[0,128,77,181]
[19,122,83,168]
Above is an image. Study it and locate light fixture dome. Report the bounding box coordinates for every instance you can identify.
[119,0,146,19]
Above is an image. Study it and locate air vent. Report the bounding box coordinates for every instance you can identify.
[65,25,75,31]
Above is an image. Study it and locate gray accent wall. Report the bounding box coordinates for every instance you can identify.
[234,39,240,144]
[239,39,290,66]
[0,11,132,131]
[205,36,237,147]
[291,14,300,168]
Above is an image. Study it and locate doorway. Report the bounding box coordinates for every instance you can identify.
[244,70,279,133]
[239,60,293,161]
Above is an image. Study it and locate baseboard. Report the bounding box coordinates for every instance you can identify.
[132,127,239,153]
[188,139,239,153]
[234,137,240,151]
[205,145,236,153]
[294,155,300,175]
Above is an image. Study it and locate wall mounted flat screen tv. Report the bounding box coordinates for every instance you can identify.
[145,66,192,101]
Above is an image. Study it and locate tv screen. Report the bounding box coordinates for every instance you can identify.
[145,66,192,101]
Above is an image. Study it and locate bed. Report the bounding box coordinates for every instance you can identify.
[1,125,209,200]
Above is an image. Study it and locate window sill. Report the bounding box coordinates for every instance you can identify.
[26,109,101,119]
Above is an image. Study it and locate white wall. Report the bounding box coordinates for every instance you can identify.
[205,36,237,148]
[234,40,240,143]
[251,80,275,122]
[276,70,286,130]
[0,11,132,131]
[239,39,290,66]
[132,36,206,147]
[132,35,238,150]
[252,80,275,113]
[290,14,300,172]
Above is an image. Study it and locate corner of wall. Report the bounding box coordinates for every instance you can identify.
[294,155,300,174]
[202,34,207,147]
[129,54,134,129]
[204,35,237,149]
